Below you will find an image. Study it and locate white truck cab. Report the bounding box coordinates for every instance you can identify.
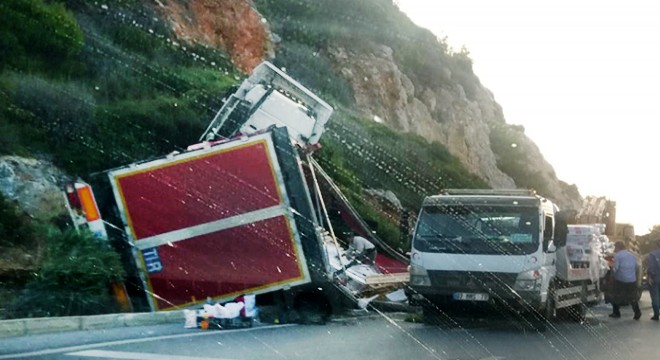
[408,189,558,312]
[200,61,333,148]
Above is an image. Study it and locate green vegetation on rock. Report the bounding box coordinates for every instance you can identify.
[489,123,550,195]
[9,228,125,318]
[317,111,488,249]
[0,192,36,248]
[0,0,239,317]
[0,0,239,176]
[0,0,83,75]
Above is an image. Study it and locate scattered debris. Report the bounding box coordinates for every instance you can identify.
[184,295,257,330]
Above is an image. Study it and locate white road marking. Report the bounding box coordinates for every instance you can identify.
[66,349,233,360]
[0,324,295,359]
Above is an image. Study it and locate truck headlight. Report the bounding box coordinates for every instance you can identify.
[410,264,431,286]
[514,270,541,291]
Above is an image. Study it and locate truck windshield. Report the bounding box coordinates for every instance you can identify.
[413,204,540,255]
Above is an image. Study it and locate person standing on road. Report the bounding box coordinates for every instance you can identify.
[345,232,377,267]
[609,240,642,320]
[646,239,660,321]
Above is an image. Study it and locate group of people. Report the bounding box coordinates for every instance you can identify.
[607,239,660,321]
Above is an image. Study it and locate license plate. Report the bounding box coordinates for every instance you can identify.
[452,292,489,301]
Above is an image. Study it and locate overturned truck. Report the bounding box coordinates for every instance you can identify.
[69,62,407,320]
[123,129,331,306]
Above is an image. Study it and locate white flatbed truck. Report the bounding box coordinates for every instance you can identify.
[407,189,605,330]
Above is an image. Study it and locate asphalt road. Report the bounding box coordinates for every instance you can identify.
[1,293,657,360]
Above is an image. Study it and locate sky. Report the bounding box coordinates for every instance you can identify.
[396,0,660,233]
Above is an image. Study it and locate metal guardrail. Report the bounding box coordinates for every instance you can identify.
[442,189,537,196]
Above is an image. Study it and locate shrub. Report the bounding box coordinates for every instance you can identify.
[5,74,100,173]
[0,115,24,155]
[316,111,488,250]
[319,112,487,209]
[9,228,125,318]
[95,96,208,156]
[0,0,83,73]
[108,24,166,59]
[272,43,354,105]
[490,123,551,195]
[351,195,402,249]
[10,74,96,148]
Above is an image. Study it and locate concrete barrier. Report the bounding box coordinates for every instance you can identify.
[0,310,185,338]
[160,310,185,322]
[25,316,81,335]
[121,310,184,327]
[0,319,26,337]
[81,313,124,330]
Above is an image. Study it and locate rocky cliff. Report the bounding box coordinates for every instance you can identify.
[327,44,516,190]
[154,0,273,72]
[150,0,580,209]
[326,44,581,210]
[0,156,69,221]
[0,0,581,217]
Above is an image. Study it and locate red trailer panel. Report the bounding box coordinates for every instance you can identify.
[109,133,311,310]
[116,141,281,240]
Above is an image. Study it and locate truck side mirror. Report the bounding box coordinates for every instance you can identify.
[553,211,569,248]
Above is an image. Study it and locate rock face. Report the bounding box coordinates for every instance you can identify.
[328,45,515,188]
[0,156,69,220]
[327,44,580,210]
[149,1,581,210]
[155,0,272,72]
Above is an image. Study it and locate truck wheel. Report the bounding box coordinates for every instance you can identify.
[558,303,586,322]
[422,304,442,325]
[528,288,556,332]
[527,306,550,333]
[568,303,586,323]
[525,291,554,333]
[530,316,548,332]
[293,291,332,325]
[543,290,557,322]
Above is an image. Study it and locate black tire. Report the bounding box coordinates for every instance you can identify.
[293,291,332,325]
[528,305,549,333]
[541,291,557,324]
[528,288,556,332]
[558,303,586,322]
[569,303,587,322]
[530,316,548,332]
[422,304,442,325]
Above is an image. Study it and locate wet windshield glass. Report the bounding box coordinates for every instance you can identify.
[3,1,660,360]
[414,204,540,255]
